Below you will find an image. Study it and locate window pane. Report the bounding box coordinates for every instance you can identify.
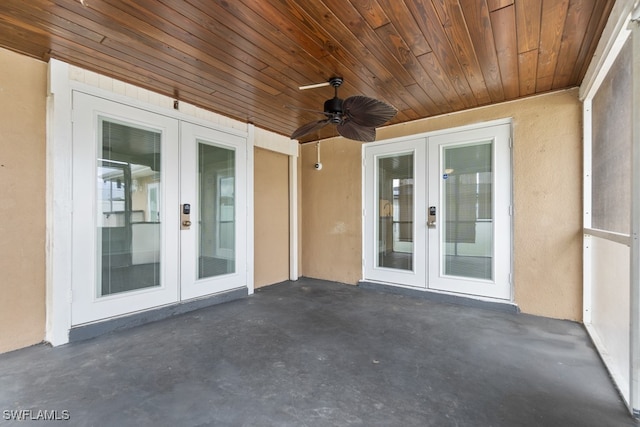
[442,142,493,280]
[98,118,161,296]
[198,142,236,278]
[377,153,414,271]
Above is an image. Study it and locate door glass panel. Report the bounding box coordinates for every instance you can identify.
[378,153,414,270]
[97,118,162,296]
[442,142,493,280]
[198,142,235,279]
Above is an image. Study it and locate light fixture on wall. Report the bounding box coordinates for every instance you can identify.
[314,141,323,171]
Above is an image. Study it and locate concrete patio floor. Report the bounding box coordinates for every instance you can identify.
[0,278,634,426]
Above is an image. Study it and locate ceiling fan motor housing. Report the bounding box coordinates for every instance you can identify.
[324,97,344,123]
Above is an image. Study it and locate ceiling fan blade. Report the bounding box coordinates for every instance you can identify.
[336,121,376,142]
[343,95,397,127]
[291,119,330,140]
[298,81,331,90]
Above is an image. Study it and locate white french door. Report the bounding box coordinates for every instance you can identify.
[363,121,512,301]
[180,122,247,300]
[71,92,247,325]
[427,123,512,300]
[363,138,427,287]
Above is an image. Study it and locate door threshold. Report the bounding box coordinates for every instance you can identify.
[358,281,519,314]
[69,287,248,343]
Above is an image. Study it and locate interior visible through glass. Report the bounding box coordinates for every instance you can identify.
[377,153,414,271]
[442,142,493,280]
[198,142,236,279]
[98,118,161,297]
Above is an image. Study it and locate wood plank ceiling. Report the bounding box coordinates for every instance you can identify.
[0,0,614,142]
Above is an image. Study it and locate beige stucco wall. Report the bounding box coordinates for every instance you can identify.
[254,147,290,288]
[0,48,47,352]
[301,89,583,321]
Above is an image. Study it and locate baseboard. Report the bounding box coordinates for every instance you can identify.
[358,281,520,314]
[69,287,248,343]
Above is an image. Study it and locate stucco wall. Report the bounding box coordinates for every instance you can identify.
[254,147,290,288]
[301,89,583,321]
[0,48,47,352]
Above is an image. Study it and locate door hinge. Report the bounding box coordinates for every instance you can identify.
[508,205,513,216]
[509,137,513,148]
[362,208,366,217]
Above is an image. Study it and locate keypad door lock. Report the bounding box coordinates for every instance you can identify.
[428,206,436,228]
[181,203,192,229]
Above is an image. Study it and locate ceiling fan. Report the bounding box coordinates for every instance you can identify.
[290,77,397,142]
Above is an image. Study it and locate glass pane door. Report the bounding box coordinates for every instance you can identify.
[98,118,162,296]
[198,142,235,279]
[441,142,493,281]
[428,123,512,300]
[180,122,247,300]
[363,138,427,288]
[377,153,414,271]
[72,92,180,326]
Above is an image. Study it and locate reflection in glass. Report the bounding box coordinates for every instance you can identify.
[442,142,493,280]
[377,153,414,271]
[97,118,161,296]
[198,142,236,279]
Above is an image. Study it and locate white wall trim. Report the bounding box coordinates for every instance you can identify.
[254,126,298,156]
[289,152,299,281]
[247,124,256,295]
[630,11,640,416]
[46,59,73,346]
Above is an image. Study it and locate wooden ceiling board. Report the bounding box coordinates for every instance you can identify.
[0,0,616,142]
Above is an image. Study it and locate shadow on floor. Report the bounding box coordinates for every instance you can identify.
[0,278,634,426]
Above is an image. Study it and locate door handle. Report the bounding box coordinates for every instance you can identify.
[428,206,436,228]
[181,204,191,230]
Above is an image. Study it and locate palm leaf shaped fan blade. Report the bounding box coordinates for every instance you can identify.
[343,95,397,127]
[290,77,397,142]
[291,119,330,140]
[337,120,376,142]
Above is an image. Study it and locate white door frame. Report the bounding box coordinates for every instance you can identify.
[46,60,254,345]
[362,118,513,302]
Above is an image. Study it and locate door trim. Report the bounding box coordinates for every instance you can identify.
[47,60,254,344]
[361,118,513,304]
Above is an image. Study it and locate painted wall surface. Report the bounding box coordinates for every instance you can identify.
[301,141,364,284]
[254,147,289,288]
[301,89,583,320]
[0,48,47,352]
